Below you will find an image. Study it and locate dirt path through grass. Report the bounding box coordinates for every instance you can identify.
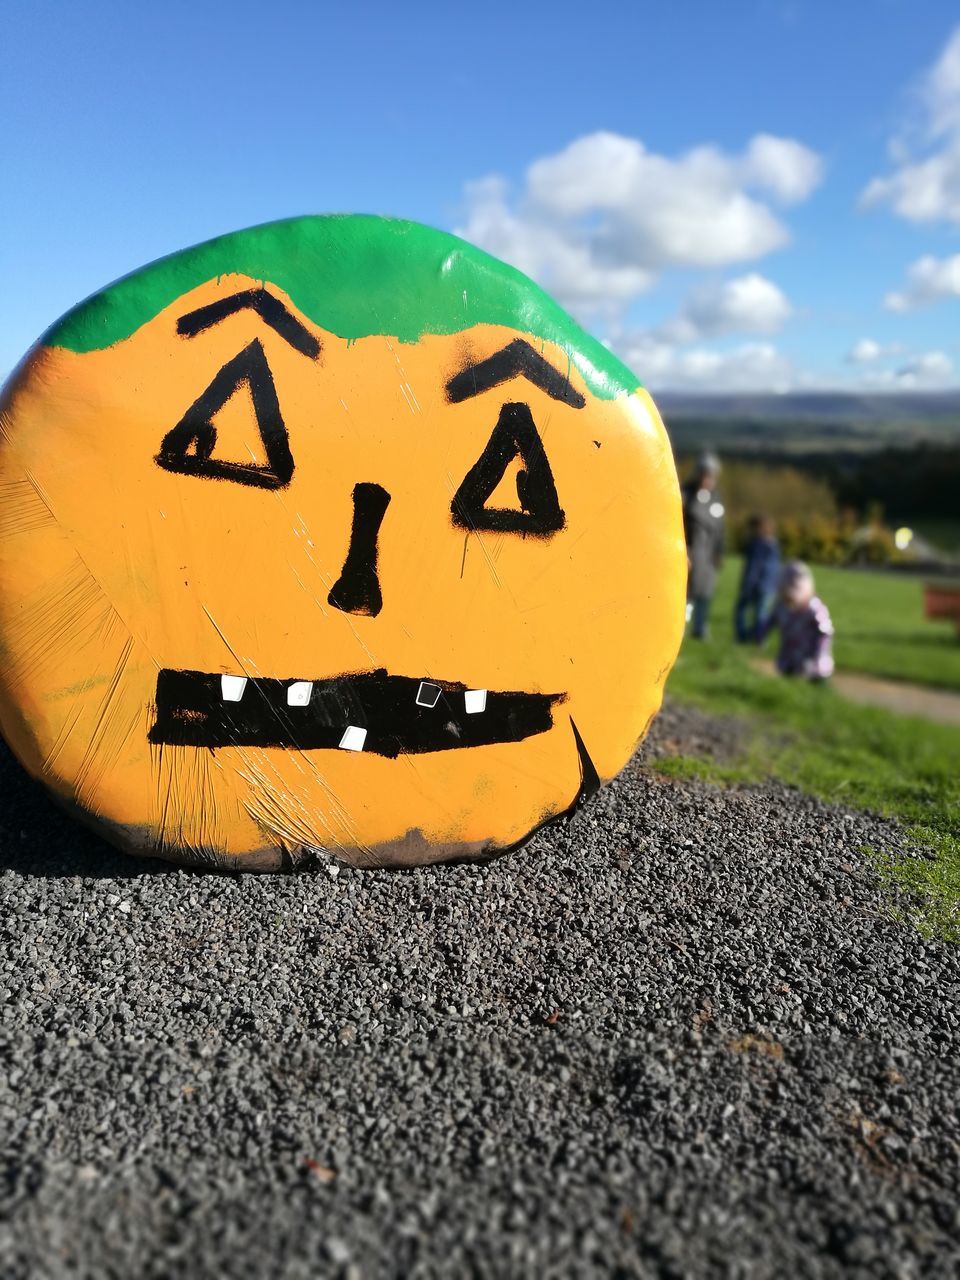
[833,669,960,725]
[751,658,960,726]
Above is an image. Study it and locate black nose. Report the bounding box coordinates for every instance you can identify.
[328,483,391,617]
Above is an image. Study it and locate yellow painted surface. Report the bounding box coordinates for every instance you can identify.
[0,275,685,867]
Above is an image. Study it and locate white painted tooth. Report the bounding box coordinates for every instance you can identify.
[339,725,367,752]
[416,680,442,708]
[287,680,313,707]
[220,674,247,703]
[464,688,487,714]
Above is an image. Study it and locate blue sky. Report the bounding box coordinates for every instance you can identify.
[3,0,960,391]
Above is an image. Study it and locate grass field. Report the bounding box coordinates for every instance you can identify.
[662,569,960,941]
[710,557,960,691]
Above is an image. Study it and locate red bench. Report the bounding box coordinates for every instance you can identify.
[924,582,960,638]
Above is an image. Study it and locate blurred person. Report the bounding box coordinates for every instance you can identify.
[682,451,725,639]
[735,514,780,643]
[760,561,834,680]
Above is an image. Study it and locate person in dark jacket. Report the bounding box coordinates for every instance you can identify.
[735,514,780,642]
[681,451,725,639]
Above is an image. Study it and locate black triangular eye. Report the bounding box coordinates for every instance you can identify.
[451,402,565,536]
[156,340,294,490]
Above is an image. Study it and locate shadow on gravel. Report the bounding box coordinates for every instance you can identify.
[0,738,565,882]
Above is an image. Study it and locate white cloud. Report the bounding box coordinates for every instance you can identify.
[459,175,652,320]
[847,338,884,363]
[457,130,821,321]
[618,334,797,393]
[616,332,956,394]
[884,252,960,310]
[852,350,955,388]
[845,338,905,363]
[863,28,960,223]
[863,150,960,222]
[661,273,792,342]
[741,134,823,203]
[892,349,954,386]
[926,25,960,137]
[842,344,956,388]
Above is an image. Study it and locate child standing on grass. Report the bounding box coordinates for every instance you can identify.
[735,514,780,643]
[761,561,835,680]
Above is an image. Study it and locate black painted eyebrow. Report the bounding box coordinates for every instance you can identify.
[446,339,586,409]
[177,288,321,359]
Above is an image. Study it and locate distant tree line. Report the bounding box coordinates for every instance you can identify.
[676,449,957,565]
[804,445,960,523]
[678,443,960,523]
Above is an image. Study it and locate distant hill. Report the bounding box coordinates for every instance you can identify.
[656,391,960,455]
[657,390,960,425]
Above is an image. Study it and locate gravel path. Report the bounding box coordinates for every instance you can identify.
[2,704,959,1279]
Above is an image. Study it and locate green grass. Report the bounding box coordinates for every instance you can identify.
[664,582,960,941]
[711,557,960,692]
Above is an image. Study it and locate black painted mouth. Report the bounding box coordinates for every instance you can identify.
[149,668,564,757]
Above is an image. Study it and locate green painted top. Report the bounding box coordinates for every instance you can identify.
[44,215,639,400]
